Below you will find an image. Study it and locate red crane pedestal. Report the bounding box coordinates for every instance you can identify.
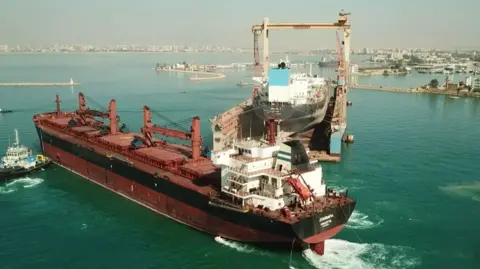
[266,119,277,145]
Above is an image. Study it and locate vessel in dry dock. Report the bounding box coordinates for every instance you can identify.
[251,56,332,136]
[33,92,355,255]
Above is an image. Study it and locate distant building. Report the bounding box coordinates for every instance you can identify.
[0,44,8,52]
[465,76,473,87]
[350,64,359,74]
[389,53,403,60]
[473,78,480,90]
[370,55,387,62]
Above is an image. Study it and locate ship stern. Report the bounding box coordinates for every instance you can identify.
[292,199,356,255]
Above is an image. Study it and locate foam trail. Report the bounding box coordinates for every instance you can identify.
[214,236,271,257]
[0,187,15,194]
[214,236,255,254]
[346,211,384,230]
[303,239,421,269]
[15,177,44,188]
[0,177,44,194]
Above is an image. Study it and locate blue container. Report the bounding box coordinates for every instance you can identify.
[268,69,289,86]
[329,132,342,155]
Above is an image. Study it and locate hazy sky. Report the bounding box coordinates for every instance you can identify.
[0,0,478,49]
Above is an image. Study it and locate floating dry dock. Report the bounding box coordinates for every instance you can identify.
[0,82,80,87]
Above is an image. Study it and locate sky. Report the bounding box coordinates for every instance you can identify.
[0,0,479,49]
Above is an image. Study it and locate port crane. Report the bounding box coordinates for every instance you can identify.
[251,11,351,82]
[251,11,351,134]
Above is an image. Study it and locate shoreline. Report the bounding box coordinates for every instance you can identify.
[155,69,226,81]
[0,82,80,87]
[353,84,480,98]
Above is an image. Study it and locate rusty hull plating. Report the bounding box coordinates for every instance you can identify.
[33,92,356,256]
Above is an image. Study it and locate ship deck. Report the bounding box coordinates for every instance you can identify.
[264,195,353,222]
[36,112,220,197]
[217,194,354,224]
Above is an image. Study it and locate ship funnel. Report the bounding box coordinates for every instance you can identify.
[14,129,19,146]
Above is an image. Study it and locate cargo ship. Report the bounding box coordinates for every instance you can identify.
[33,92,355,255]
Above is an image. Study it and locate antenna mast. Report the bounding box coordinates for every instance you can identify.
[14,129,19,146]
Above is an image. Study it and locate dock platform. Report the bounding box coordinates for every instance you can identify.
[0,82,80,87]
[296,128,342,163]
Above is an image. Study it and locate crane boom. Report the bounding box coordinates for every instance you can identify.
[75,92,119,134]
[251,22,349,31]
[142,105,202,161]
[143,125,191,141]
[78,109,109,118]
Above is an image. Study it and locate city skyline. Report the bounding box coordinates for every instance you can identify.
[1,0,479,49]
[2,44,479,54]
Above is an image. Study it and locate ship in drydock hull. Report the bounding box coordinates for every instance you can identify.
[251,61,332,136]
[33,92,355,255]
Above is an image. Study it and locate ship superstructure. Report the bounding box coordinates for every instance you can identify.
[1,130,33,169]
[212,137,327,211]
[33,92,355,256]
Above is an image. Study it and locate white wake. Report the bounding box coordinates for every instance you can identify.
[303,239,421,269]
[346,211,384,230]
[214,236,256,254]
[0,177,44,194]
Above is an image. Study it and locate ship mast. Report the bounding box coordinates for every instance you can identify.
[14,129,19,147]
[55,93,61,115]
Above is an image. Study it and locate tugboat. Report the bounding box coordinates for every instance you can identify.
[0,129,52,182]
[0,108,13,114]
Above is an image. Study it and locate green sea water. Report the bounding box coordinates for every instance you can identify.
[0,53,479,269]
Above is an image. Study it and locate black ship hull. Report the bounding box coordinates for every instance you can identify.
[35,125,355,254]
[253,100,331,135]
[0,160,52,183]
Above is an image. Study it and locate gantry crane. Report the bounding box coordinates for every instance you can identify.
[251,11,351,131]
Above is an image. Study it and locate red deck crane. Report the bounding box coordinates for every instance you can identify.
[74,92,118,135]
[141,105,202,161]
